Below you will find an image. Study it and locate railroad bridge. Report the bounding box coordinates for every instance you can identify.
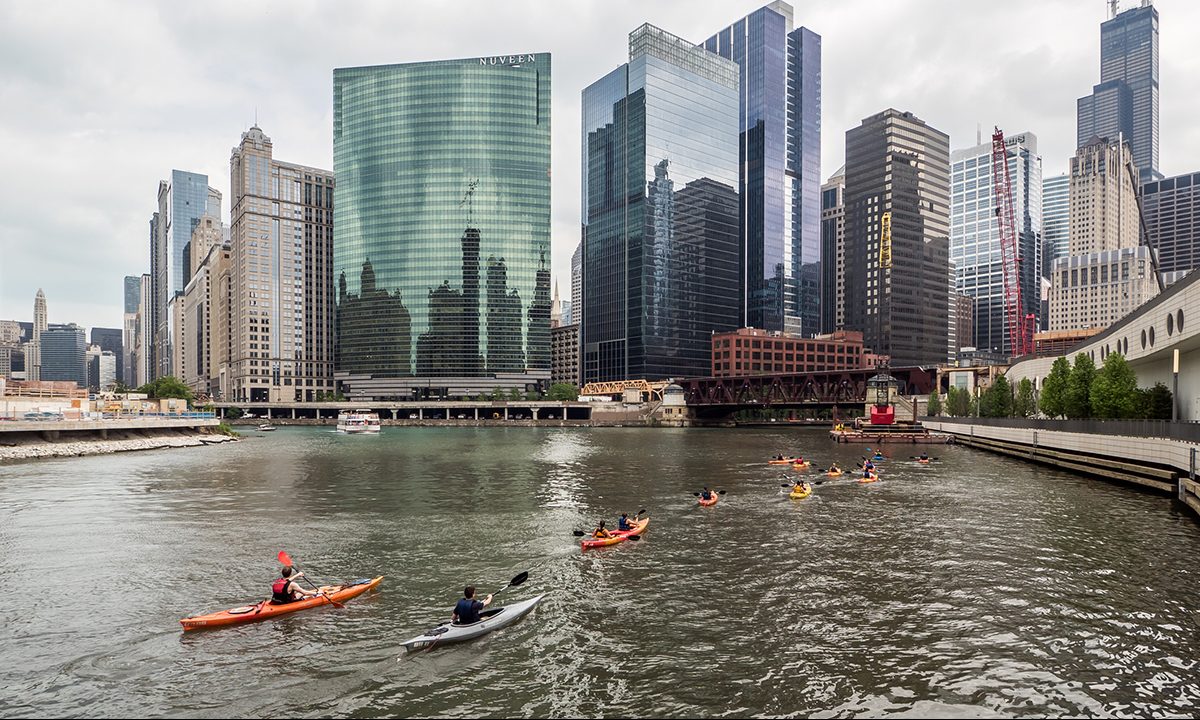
[679,367,937,420]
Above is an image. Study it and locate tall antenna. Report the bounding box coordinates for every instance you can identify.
[1109,0,1119,18]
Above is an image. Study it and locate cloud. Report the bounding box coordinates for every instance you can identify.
[1,0,1196,333]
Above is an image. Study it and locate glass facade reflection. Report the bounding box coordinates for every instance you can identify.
[582,25,740,383]
[703,3,821,335]
[333,55,551,397]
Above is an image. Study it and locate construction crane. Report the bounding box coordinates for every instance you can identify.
[991,127,1035,358]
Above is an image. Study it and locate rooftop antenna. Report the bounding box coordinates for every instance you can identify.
[976,123,981,146]
[1109,0,1119,18]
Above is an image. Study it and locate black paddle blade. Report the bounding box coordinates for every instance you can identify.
[637,508,646,515]
[718,490,727,495]
[572,530,587,537]
[510,571,529,587]
[626,534,641,541]
[692,492,701,496]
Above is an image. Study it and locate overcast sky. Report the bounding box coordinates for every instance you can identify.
[1,0,1197,332]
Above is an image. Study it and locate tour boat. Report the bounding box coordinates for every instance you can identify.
[337,410,382,434]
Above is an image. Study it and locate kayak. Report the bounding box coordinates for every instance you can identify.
[916,459,931,464]
[792,461,812,470]
[871,455,886,461]
[768,458,797,465]
[826,470,843,477]
[400,593,546,652]
[857,474,880,484]
[698,493,719,507]
[789,485,812,500]
[180,576,383,631]
[581,516,650,549]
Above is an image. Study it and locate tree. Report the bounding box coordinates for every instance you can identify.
[137,376,195,403]
[547,383,579,401]
[946,386,971,417]
[224,406,244,420]
[1090,352,1139,419]
[112,381,132,394]
[1064,353,1096,419]
[508,387,522,401]
[926,391,942,417]
[981,375,1013,417]
[1013,377,1036,418]
[1141,382,1173,419]
[1040,356,1070,418]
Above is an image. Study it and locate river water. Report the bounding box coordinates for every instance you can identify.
[2,427,1199,718]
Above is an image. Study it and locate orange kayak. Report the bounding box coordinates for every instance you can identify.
[581,517,650,550]
[698,493,719,506]
[180,576,383,631]
[768,458,797,465]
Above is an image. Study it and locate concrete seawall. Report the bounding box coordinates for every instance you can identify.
[0,418,229,462]
[924,419,1200,520]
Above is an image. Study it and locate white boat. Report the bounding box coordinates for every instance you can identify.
[400,594,545,652]
[337,410,381,434]
[257,424,276,432]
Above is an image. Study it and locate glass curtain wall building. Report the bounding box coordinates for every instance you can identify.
[1143,171,1200,275]
[581,24,740,383]
[703,2,821,335]
[1077,2,1160,183]
[949,132,1042,357]
[1042,173,1070,275]
[333,54,551,399]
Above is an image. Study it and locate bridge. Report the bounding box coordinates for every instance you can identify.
[679,367,937,419]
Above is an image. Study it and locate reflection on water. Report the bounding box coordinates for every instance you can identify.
[2,427,1199,718]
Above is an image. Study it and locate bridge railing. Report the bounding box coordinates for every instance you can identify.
[930,416,1200,443]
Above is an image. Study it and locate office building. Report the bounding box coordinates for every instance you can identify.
[1076,1,1160,183]
[1048,246,1157,331]
[334,54,551,398]
[712,328,877,377]
[551,323,580,386]
[228,125,335,402]
[123,275,140,386]
[86,345,117,391]
[949,131,1042,356]
[1067,137,1140,255]
[39,323,86,386]
[820,167,846,333]
[954,292,975,357]
[135,273,151,387]
[89,327,122,384]
[178,215,230,397]
[582,25,740,382]
[704,2,822,334]
[843,109,951,366]
[28,289,47,381]
[150,170,221,380]
[1042,173,1070,274]
[1142,170,1200,274]
[570,243,582,331]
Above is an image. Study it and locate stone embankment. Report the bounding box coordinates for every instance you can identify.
[0,428,236,462]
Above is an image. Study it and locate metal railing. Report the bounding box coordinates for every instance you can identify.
[929,416,1200,442]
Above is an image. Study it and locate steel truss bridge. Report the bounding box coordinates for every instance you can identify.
[680,367,936,416]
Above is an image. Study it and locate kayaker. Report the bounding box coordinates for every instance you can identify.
[700,487,714,501]
[617,513,636,532]
[828,463,841,474]
[452,585,493,625]
[592,520,613,539]
[271,566,319,605]
[918,452,929,461]
[775,454,785,461]
[864,459,875,471]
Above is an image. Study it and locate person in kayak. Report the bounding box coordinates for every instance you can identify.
[828,463,841,474]
[617,513,637,532]
[792,480,809,493]
[271,566,319,605]
[592,520,613,539]
[864,459,875,472]
[918,452,929,461]
[453,585,493,625]
[700,487,714,501]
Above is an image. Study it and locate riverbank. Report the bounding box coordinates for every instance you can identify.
[0,427,237,462]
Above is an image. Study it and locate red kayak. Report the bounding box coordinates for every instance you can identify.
[180,576,383,631]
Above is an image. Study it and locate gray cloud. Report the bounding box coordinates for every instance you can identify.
[1,0,1196,332]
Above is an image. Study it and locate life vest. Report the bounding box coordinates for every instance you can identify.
[272,577,294,604]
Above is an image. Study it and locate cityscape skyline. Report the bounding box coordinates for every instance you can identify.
[2,0,1199,335]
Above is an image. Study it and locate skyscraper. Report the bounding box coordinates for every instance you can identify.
[844,109,951,367]
[582,24,741,382]
[1142,170,1200,275]
[1048,136,1154,331]
[228,125,335,403]
[1042,173,1070,274]
[39,323,86,386]
[29,289,46,381]
[89,327,122,385]
[1077,1,1160,183]
[334,54,551,398]
[820,166,845,334]
[570,242,582,328]
[949,132,1042,356]
[704,2,821,335]
[150,170,221,380]
[123,275,140,386]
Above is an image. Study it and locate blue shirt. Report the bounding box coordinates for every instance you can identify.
[454,597,484,625]
[618,517,632,531]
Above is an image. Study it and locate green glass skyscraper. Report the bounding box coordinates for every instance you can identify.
[333,54,551,399]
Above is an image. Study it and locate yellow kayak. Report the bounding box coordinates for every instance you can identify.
[826,469,843,477]
[792,461,812,470]
[788,485,812,500]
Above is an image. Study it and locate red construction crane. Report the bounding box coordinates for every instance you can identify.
[991,127,1035,358]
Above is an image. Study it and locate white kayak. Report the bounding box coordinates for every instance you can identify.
[400,594,546,652]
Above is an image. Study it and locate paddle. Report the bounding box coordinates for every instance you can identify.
[491,571,529,598]
[692,490,727,496]
[909,456,939,461]
[277,550,345,609]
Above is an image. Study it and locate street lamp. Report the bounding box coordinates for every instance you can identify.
[1173,348,1180,422]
